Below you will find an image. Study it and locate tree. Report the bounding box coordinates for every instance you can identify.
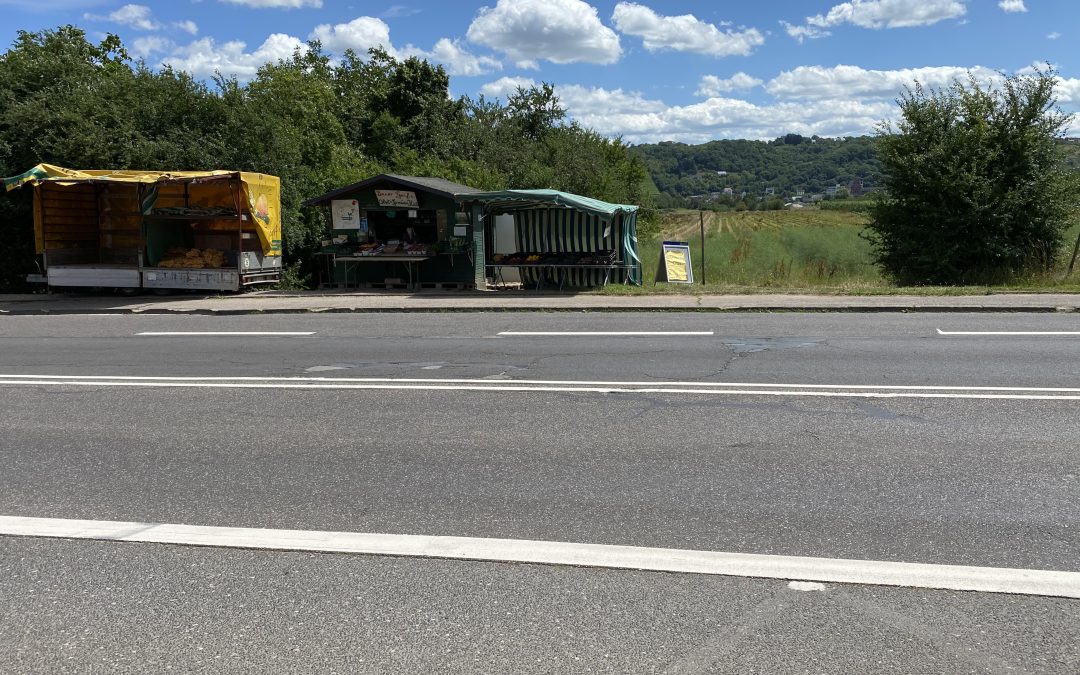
[865,69,1080,284]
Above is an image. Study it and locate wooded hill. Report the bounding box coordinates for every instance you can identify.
[633,135,1080,207]
[631,135,881,205]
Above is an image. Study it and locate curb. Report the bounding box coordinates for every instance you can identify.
[2,305,1078,316]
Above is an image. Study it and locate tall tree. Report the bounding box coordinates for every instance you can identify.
[866,69,1079,284]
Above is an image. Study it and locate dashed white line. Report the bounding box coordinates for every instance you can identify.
[497,331,714,336]
[937,328,1080,336]
[135,331,315,336]
[0,515,1077,599]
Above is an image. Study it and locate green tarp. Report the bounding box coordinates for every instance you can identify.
[465,189,641,285]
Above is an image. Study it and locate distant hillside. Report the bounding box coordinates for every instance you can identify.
[632,135,1080,206]
[630,135,881,204]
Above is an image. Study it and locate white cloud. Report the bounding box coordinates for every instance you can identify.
[218,0,323,8]
[402,38,501,77]
[85,4,160,31]
[175,20,199,36]
[552,84,896,143]
[784,0,966,40]
[131,36,173,58]
[466,0,621,68]
[998,0,1027,13]
[611,3,764,57]
[696,73,763,97]
[492,62,1080,143]
[310,16,395,56]
[1055,78,1080,104]
[162,34,306,79]
[1047,32,1061,40]
[780,22,830,43]
[309,18,500,76]
[765,64,1001,100]
[479,76,538,99]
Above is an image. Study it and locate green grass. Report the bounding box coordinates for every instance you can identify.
[594,208,1080,295]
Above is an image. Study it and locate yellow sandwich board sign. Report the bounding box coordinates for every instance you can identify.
[657,241,693,283]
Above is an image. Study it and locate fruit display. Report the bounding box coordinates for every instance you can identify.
[157,247,228,269]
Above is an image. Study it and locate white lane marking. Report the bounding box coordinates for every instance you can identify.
[497,331,714,336]
[4,374,1080,393]
[937,328,1080,336]
[1,515,1077,599]
[6,373,1080,399]
[136,332,315,336]
[788,581,827,592]
[3,377,1080,400]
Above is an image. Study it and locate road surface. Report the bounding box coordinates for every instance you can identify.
[1,312,1078,672]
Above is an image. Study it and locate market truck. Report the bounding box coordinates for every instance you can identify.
[4,165,282,291]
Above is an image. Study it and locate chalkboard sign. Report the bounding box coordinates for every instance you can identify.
[656,241,693,283]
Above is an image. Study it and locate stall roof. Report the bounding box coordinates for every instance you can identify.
[464,189,638,219]
[3,164,256,191]
[302,173,482,207]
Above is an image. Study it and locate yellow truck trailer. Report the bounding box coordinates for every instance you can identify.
[4,165,282,291]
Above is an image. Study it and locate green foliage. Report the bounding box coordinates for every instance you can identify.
[631,135,881,201]
[866,69,1080,285]
[0,27,654,290]
[819,197,876,213]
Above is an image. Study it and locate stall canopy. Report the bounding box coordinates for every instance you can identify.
[467,189,642,285]
[4,164,282,256]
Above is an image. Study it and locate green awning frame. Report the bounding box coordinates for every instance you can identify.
[462,189,639,219]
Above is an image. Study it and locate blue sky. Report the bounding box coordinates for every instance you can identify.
[3,0,1078,142]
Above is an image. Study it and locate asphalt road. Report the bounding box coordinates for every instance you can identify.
[1,311,1079,672]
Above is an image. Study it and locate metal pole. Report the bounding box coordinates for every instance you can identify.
[699,210,706,285]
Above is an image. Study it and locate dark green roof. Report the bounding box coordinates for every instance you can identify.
[462,189,639,218]
[303,173,481,207]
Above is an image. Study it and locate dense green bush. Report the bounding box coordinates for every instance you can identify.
[866,70,1080,285]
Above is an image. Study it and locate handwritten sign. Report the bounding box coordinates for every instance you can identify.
[375,190,419,208]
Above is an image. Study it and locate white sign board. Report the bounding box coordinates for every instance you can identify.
[658,241,693,284]
[375,190,419,208]
[332,199,360,230]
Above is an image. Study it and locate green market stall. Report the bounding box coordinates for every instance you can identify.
[302,174,481,289]
[304,176,642,290]
[469,189,642,288]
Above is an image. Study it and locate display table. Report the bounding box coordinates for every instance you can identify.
[486,262,629,290]
[317,252,431,289]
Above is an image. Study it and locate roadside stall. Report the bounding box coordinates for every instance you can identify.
[4,165,282,291]
[468,189,642,289]
[302,174,481,289]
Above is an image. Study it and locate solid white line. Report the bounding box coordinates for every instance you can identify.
[135,331,315,336]
[1,515,1077,599]
[3,374,1080,393]
[937,328,1080,336]
[3,378,1080,400]
[497,331,714,336]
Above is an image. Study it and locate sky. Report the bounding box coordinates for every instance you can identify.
[2,0,1078,143]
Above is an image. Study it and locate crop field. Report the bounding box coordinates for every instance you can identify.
[612,208,1080,294]
[641,209,882,288]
